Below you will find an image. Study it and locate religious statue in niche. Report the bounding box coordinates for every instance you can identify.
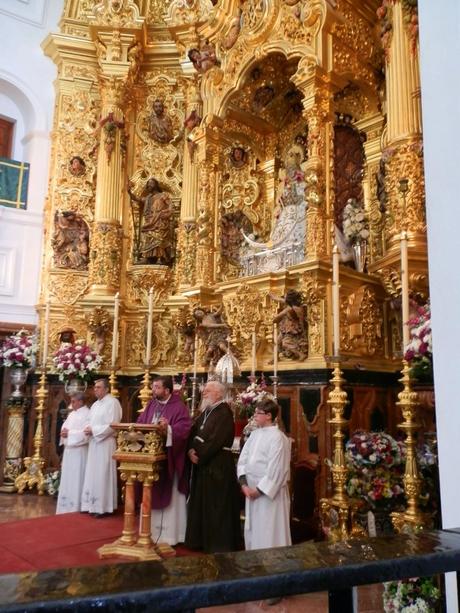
[252,84,275,113]
[188,41,219,73]
[184,109,202,158]
[229,146,247,169]
[52,211,89,271]
[175,311,196,364]
[58,327,76,345]
[221,211,252,267]
[68,156,86,177]
[193,305,231,367]
[87,307,111,355]
[128,178,175,265]
[148,99,174,144]
[272,290,308,361]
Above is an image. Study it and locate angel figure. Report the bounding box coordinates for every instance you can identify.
[193,306,231,367]
[272,290,308,361]
[188,41,219,73]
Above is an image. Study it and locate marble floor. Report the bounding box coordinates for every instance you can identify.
[0,492,384,612]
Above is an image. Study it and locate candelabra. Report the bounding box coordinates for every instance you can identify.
[391,360,431,533]
[270,374,279,399]
[320,361,363,541]
[190,375,199,419]
[109,369,119,399]
[15,369,48,495]
[138,368,152,412]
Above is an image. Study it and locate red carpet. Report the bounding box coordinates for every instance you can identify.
[0,513,199,574]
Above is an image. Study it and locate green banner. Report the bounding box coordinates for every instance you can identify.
[0,156,30,210]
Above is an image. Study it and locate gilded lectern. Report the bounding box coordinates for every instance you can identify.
[98,423,175,561]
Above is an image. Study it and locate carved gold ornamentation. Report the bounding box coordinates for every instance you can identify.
[175,222,196,288]
[301,272,326,356]
[89,223,123,289]
[384,142,426,239]
[125,320,145,368]
[126,267,174,307]
[223,284,265,357]
[49,272,89,306]
[344,285,383,356]
[90,0,143,28]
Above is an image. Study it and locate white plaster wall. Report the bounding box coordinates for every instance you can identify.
[419,1,460,610]
[0,0,64,325]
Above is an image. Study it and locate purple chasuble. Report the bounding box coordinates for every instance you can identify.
[137,392,192,509]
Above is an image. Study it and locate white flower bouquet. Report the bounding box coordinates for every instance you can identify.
[342,198,370,244]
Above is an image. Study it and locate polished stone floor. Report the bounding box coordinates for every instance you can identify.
[0,492,384,612]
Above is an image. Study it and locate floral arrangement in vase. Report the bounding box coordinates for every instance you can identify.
[44,469,60,496]
[383,576,440,613]
[234,376,274,419]
[345,431,405,511]
[342,198,370,245]
[404,302,433,382]
[52,340,102,382]
[0,330,38,369]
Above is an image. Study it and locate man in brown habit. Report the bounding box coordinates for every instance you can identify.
[185,381,241,553]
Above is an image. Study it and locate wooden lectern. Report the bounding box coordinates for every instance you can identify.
[98,423,175,561]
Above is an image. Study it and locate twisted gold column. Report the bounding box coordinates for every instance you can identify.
[15,371,48,495]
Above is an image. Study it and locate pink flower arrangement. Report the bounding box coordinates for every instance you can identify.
[346,431,405,510]
[404,302,432,381]
[0,330,38,368]
[52,340,102,382]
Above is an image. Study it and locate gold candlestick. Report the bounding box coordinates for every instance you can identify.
[391,360,431,533]
[138,368,152,413]
[109,369,119,399]
[15,369,48,495]
[320,363,363,541]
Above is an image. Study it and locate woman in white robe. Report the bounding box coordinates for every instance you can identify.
[56,393,90,514]
[237,398,292,550]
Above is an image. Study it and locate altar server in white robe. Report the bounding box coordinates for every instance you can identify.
[56,392,90,514]
[237,397,292,550]
[81,378,122,517]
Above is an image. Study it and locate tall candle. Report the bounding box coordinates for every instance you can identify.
[400,230,410,351]
[145,287,154,365]
[111,292,120,368]
[193,333,198,378]
[42,300,50,368]
[251,329,257,377]
[332,244,340,356]
[273,323,278,377]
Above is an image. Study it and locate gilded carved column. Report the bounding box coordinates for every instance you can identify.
[382,0,425,245]
[175,80,202,289]
[87,11,144,296]
[195,161,216,286]
[293,61,333,261]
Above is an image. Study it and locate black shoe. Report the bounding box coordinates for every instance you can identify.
[92,513,110,518]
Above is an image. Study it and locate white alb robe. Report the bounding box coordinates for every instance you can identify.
[81,394,122,514]
[56,405,90,514]
[237,425,291,550]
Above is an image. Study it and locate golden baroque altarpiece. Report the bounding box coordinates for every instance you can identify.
[37,0,427,378]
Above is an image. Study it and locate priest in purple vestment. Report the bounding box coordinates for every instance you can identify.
[137,375,192,545]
